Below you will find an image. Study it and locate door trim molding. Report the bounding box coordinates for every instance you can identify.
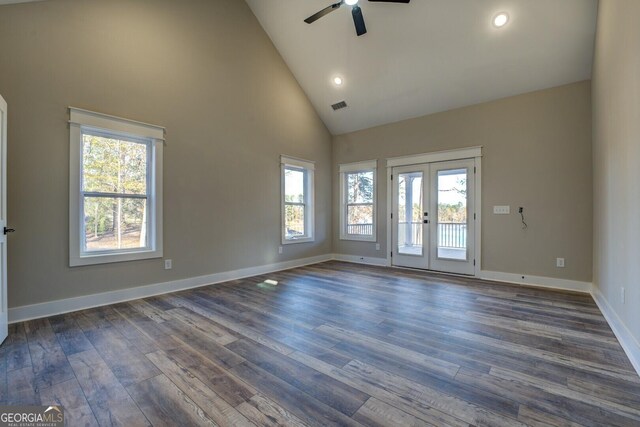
[0,94,7,343]
[385,166,393,266]
[386,147,482,275]
[386,146,482,168]
[475,156,482,274]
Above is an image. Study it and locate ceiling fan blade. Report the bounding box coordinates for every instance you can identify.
[304,1,343,24]
[352,5,367,36]
[368,0,410,3]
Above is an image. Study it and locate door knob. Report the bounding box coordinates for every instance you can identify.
[3,227,15,235]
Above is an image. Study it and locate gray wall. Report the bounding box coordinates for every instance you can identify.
[333,81,593,282]
[0,0,332,308]
[592,1,640,348]
[0,0,597,311]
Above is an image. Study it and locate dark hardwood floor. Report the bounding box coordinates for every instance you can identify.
[1,261,639,426]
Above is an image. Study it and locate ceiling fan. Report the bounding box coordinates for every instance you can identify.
[304,0,410,37]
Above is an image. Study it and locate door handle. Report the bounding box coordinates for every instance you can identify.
[3,227,15,235]
[423,220,429,224]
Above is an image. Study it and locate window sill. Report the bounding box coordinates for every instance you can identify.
[340,235,377,242]
[282,237,315,245]
[70,249,163,267]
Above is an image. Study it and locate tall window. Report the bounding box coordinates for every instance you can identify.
[69,108,164,266]
[340,160,376,241]
[281,156,314,244]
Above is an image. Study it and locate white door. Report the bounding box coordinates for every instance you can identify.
[392,159,476,275]
[391,164,430,269]
[0,94,8,343]
[429,159,475,275]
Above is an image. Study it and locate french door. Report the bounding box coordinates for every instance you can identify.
[392,159,476,275]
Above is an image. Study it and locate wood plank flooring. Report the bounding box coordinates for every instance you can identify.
[1,261,638,426]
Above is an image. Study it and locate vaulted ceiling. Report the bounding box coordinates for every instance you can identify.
[246,0,598,135]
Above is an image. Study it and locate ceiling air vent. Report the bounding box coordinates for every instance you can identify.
[331,101,348,111]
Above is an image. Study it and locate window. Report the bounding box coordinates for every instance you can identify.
[340,160,377,241]
[69,108,164,266]
[281,156,314,244]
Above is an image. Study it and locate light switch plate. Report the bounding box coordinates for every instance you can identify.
[556,258,565,268]
[164,259,172,270]
[493,205,510,214]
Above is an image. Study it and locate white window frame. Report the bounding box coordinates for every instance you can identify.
[281,156,315,244]
[340,160,377,242]
[69,107,164,266]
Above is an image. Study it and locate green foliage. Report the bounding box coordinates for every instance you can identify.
[83,134,147,194]
[347,171,373,203]
[82,134,148,248]
[439,202,466,222]
[347,171,374,226]
[284,169,306,235]
[284,205,305,235]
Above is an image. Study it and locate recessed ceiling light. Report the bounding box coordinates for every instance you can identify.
[493,12,509,28]
[333,76,344,86]
[345,0,358,5]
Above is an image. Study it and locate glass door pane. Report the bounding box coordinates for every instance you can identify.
[436,168,468,260]
[397,172,424,256]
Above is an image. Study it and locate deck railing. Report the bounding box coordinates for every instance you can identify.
[438,222,467,248]
[397,221,467,249]
[346,223,374,236]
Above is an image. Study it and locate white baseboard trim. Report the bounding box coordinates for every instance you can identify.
[330,258,593,294]
[8,254,333,324]
[591,288,640,377]
[332,253,389,267]
[479,270,592,293]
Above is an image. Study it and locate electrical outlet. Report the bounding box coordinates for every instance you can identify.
[164,259,172,270]
[376,243,380,251]
[556,258,565,268]
[493,205,510,214]
[278,246,283,255]
[621,287,625,304]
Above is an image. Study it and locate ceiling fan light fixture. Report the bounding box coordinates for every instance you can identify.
[493,12,509,28]
[304,0,408,35]
[333,76,344,86]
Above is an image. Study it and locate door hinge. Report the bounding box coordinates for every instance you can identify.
[390,251,393,258]
[390,174,393,181]
[474,213,476,220]
[474,167,477,173]
[391,213,393,219]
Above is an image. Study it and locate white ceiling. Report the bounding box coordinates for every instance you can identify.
[246,0,598,135]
